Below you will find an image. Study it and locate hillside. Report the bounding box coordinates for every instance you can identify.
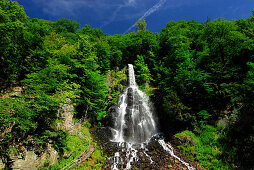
[0,0,254,169]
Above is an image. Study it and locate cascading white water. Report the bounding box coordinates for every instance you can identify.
[158,139,195,170]
[111,64,157,144]
[110,64,195,170]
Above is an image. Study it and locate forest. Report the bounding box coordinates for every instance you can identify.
[0,0,254,169]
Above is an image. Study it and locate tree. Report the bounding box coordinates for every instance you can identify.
[0,0,27,22]
[134,55,151,87]
[55,18,80,33]
[0,0,28,87]
[134,18,147,32]
[81,24,105,38]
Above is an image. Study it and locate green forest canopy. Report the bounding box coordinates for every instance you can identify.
[0,0,254,169]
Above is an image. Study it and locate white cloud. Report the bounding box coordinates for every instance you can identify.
[100,0,137,28]
[124,0,167,34]
[30,0,193,31]
[32,0,116,17]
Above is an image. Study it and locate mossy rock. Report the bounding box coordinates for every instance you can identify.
[175,130,199,146]
[178,135,197,145]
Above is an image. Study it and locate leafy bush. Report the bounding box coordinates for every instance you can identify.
[176,125,231,169]
[0,92,68,165]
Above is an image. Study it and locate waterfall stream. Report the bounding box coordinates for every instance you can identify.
[111,64,157,144]
[109,64,195,170]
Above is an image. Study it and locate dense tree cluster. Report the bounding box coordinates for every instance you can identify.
[0,0,253,168]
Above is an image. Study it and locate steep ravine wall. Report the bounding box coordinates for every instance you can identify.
[0,96,74,169]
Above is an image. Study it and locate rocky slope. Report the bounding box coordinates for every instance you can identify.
[93,127,203,170]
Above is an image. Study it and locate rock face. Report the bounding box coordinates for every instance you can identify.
[57,98,74,130]
[11,151,37,170]
[0,159,4,169]
[37,143,59,167]
[1,98,74,169]
[4,143,59,170]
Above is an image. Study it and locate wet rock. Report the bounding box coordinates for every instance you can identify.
[123,107,134,142]
[127,88,134,106]
[97,137,203,170]
[101,110,115,127]
[93,127,112,145]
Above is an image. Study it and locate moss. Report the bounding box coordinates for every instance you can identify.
[80,125,91,137]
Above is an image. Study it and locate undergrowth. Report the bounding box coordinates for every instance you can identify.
[175,124,233,169]
[39,122,106,169]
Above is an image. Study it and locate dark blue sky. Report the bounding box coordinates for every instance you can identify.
[16,0,254,35]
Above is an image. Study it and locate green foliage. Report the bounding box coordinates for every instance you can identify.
[244,62,254,103]
[30,93,60,128]
[0,0,27,22]
[1,1,254,168]
[134,55,151,86]
[94,38,112,72]
[81,70,108,121]
[197,110,212,123]
[135,18,147,32]
[55,18,80,33]
[0,97,36,134]
[176,125,231,169]
[0,92,67,164]
[47,125,106,169]
[24,59,71,93]
[106,68,127,113]
[81,24,105,38]
[46,134,89,169]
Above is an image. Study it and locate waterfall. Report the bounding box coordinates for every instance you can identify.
[109,64,195,170]
[111,64,157,144]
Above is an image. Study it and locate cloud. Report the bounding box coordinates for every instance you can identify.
[30,0,191,32]
[100,0,137,28]
[141,0,167,18]
[124,0,167,34]
[32,0,116,17]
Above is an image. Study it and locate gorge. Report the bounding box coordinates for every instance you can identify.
[1,1,254,169]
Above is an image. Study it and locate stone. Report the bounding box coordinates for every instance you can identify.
[12,87,23,92]
[0,159,4,169]
[12,151,37,170]
[10,92,20,97]
[57,98,74,130]
[5,142,59,170]
[127,88,134,106]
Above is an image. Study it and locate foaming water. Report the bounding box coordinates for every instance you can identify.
[111,64,157,144]
[158,139,195,170]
